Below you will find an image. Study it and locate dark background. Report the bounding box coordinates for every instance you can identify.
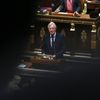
[0,0,35,96]
[0,0,100,100]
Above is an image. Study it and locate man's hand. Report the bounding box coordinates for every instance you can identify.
[52,55,56,58]
[74,11,80,17]
[48,55,56,60]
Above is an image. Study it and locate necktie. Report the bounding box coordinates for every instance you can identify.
[66,0,73,12]
[51,34,56,55]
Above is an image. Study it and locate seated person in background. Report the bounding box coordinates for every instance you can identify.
[42,22,66,59]
[54,0,81,16]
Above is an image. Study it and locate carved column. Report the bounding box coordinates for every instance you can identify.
[91,23,97,49]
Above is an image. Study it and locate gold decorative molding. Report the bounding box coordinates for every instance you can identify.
[81,30,87,43]
[70,22,75,31]
[91,24,96,33]
[36,14,100,25]
[61,29,66,37]
[91,24,97,49]
[40,27,45,40]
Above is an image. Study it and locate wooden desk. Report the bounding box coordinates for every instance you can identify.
[36,13,100,25]
[15,52,100,89]
[34,13,100,57]
[16,53,100,79]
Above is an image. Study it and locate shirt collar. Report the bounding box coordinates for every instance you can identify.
[50,33,56,38]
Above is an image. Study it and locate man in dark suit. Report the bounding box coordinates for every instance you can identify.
[54,0,81,16]
[42,22,66,58]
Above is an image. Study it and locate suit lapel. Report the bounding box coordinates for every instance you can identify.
[48,35,51,47]
[55,33,57,43]
[55,33,59,47]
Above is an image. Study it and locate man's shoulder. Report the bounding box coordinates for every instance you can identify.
[56,33,65,39]
[57,33,64,36]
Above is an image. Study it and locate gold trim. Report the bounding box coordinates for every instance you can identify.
[40,27,45,40]
[81,30,87,43]
[91,24,96,33]
[70,23,75,31]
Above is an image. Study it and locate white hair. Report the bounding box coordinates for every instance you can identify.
[48,22,57,29]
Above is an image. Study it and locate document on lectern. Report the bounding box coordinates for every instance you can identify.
[52,12,74,16]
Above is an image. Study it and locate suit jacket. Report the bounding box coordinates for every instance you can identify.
[42,33,66,58]
[56,0,81,13]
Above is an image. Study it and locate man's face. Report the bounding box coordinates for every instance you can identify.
[48,25,56,35]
